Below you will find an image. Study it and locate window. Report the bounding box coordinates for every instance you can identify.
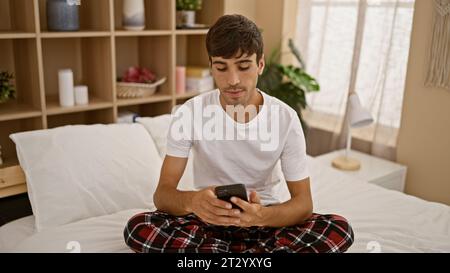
[296,0,415,146]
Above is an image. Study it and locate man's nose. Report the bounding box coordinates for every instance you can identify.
[227,71,240,86]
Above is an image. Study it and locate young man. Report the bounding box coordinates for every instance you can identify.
[124,14,354,253]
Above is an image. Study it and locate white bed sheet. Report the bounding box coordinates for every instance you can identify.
[0,215,36,251]
[1,157,450,253]
[2,209,146,253]
[307,159,450,253]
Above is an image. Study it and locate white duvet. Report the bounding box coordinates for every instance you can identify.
[1,158,450,253]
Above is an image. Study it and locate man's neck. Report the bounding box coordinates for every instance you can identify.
[219,89,264,123]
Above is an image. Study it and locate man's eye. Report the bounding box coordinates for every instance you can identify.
[239,66,250,71]
[216,67,227,72]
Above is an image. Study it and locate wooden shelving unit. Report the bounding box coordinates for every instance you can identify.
[0,0,224,169]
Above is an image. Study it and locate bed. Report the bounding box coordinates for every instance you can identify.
[0,117,449,253]
[1,155,449,253]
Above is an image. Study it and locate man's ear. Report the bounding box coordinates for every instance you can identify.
[258,54,265,75]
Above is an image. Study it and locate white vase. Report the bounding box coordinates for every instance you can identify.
[123,0,145,31]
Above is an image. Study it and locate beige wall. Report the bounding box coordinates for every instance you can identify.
[397,0,450,205]
[255,0,284,59]
[223,0,257,21]
[223,0,289,61]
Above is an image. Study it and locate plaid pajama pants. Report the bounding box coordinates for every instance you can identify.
[123,211,354,253]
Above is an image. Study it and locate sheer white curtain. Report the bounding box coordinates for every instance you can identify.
[296,0,415,160]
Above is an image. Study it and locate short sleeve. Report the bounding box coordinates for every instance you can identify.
[166,105,193,158]
[280,114,309,181]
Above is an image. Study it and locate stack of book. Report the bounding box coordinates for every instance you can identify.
[186,66,215,93]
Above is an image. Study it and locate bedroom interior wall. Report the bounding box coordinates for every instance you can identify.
[397,0,450,206]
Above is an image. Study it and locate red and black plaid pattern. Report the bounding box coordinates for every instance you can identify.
[123,211,354,253]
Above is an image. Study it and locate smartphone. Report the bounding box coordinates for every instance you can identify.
[215,184,248,210]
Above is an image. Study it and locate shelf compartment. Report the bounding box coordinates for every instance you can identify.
[115,35,173,97]
[47,108,114,129]
[0,38,42,121]
[0,117,43,168]
[175,0,222,30]
[176,34,209,67]
[114,0,172,31]
[41,37,114,108]
[38,0,111,32]
[0,157,19,169]
[0,0,36,33]
[118,100,172,120]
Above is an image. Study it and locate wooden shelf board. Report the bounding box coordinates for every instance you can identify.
[0,104,42,122]
[0,32,36,39]
[46,97,113,115]
[114,30,172,37]
[40,31,111,38]
[175,29,209,35]
[175,91,201,100]
[117,94,173,107]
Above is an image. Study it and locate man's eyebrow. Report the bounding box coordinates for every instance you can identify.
[211,59,253,65]
[235,59,253,64]
[212,61,227,65]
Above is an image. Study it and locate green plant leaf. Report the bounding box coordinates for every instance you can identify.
[257,39,320,130]
[288,38,305,69]
[0,71,16,103]
[176,0,202,10]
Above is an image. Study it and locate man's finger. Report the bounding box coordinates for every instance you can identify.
[230,197,252,211]
[209,197,233,210]
[207,200,239,217]
[249,191,261,204]
[201,212,240,226]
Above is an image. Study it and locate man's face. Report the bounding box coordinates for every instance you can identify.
[210,52,265,106]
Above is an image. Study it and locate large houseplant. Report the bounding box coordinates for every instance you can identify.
[257,39,320,130]
[176,0,203,28]
[0,71,16,103]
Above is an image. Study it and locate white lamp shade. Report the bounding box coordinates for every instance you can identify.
[348,93,374,128]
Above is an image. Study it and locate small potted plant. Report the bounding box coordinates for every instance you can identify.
[0,71,16,104]
[176,0,203,28]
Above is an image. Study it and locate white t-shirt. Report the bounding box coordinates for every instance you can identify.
[166,89,309,205]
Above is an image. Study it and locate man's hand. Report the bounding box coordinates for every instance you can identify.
[231,191,265,227]
[191,187,241,226]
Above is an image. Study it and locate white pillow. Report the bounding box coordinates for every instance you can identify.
[10,124,162,231]
[136,115,195,191]
[136,114,171,158]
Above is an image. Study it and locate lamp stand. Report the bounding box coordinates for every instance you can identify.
[332,156,361,171]
[332,125,361,171]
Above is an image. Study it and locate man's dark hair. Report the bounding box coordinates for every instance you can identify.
[206,14,264,62]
